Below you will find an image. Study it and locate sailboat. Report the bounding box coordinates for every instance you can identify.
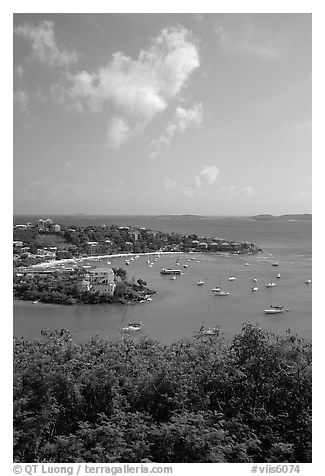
[198,304,219,336]
[212,277,230,296]
[264,286,284,314]
[120,303,142,333]
[197,260,205,285]
[200,325,219,336]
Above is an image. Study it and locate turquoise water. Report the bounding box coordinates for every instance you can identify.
[13,216,312,344]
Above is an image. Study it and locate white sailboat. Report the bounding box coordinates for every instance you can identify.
[120,303,142,333]
[212,277,230,296]
[197,261,204,286]
[266,282,276,288]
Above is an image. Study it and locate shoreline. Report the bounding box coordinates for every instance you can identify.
[29,251,185,269]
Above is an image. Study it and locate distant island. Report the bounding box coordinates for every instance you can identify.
[251,213,312,221]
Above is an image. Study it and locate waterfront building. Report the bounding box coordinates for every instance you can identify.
[89,267,116,296]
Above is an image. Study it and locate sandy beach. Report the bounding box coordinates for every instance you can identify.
[30,251,185,269]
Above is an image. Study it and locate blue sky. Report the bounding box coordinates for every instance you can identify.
[13,13,311,215]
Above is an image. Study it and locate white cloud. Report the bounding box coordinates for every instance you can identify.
[150,102,203,157]
[14,90,30,112]
[217,185,254,198]
[67,26,200,146]
[215,22,279,60]
[195,165,220,187]
[107,118,131,149]
[242,186,253,197]
[14,20,78,67]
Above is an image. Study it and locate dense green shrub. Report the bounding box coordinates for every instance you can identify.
[13,323,311,463]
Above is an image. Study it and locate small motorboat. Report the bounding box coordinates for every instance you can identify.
[245,262,250,266]
[170,275,176,280]
[197,280,204,286]
[228,276,236,281]
[305,279,312,284]
[252,287,259,292]
[183,264,188,268]
[272,262,279,267]
[253,278,258,282]
[276,274,281,278]
[32,300,39,304]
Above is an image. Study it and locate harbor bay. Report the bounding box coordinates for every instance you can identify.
[13,215,312,344]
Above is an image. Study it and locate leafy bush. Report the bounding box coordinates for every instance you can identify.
[13,324,311,463]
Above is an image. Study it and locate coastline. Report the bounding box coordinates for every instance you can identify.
[29,251,185,269]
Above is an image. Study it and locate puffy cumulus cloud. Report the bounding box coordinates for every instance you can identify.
[107,118,131,149]
[150,102,203,157]
[67,26,200,146]
[14,90,30,112]
[195,165,220,187]
[14,20,78,67]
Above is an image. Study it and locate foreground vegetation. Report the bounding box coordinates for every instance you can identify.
[13,323,311,463]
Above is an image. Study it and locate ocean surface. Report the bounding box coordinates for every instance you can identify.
[13,215,312,344]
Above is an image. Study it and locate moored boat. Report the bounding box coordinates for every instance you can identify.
[200,327,219,336]
[160,268,181,275]
[213,289,230,296]
[264,308,283,314]
[121,321,142,332]
[266,282,276,288]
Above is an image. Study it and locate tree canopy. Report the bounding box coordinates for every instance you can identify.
[13,323,311,463]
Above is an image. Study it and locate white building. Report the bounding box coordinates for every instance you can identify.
[89,267,116,296]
